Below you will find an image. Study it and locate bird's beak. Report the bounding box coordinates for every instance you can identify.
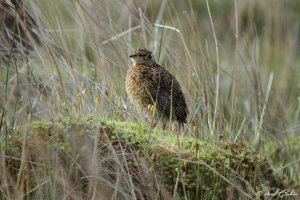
[129,53,137,58]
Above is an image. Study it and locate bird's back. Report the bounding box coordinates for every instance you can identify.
[126,63,188,124]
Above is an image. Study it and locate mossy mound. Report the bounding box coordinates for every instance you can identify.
[2,115,285,199]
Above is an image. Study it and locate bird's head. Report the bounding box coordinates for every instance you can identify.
[129,48,155,65]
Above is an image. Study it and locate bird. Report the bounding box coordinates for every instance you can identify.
[125,48,188,131]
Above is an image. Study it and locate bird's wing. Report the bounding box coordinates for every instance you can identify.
[154,66,189,122]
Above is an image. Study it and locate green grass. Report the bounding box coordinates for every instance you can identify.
[1,0,300,199]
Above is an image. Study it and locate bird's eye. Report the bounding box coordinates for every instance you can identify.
[145,55,152,60]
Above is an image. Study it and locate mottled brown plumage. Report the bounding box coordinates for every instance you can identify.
[126,48,188,129]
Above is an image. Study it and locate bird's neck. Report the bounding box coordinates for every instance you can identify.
[135,61,157,67]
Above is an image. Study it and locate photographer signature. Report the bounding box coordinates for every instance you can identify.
[257,189,297,198]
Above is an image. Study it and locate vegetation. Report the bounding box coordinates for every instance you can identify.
[1,0,300,199]
[3,115,285,199]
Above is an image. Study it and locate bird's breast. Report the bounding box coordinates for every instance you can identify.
[125,65,157,106]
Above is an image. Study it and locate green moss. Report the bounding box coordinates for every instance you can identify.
[3,115,287,199]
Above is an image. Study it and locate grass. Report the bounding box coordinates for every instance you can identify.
[1,0,300,199]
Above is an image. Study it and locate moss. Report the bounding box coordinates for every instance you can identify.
[3,115,288,199]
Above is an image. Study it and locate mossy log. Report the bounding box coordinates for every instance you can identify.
[1,115,284,199]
